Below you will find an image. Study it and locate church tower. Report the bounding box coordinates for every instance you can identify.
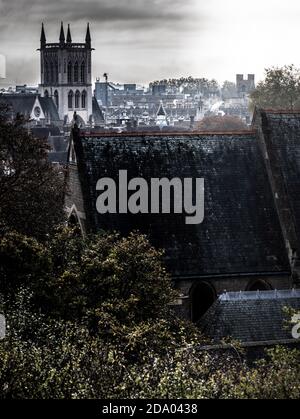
[38,23,94,126]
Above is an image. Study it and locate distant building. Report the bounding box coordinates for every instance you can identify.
[124,84,137,92]
[38,23,96,127]
[0,93,61,127]
[152,84,167,95]
[0,92,68,164]
[236,74,255,97]
[156,101,168,128]
[15,85,38,94]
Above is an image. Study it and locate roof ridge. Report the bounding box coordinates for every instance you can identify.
[262,109,300,114]
[79,130,256,138]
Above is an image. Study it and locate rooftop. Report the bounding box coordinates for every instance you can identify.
[200,289,300,344]
[71,129,289,278]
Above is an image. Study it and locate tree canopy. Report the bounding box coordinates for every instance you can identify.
[0,105,65,239]
[250,65,300,110]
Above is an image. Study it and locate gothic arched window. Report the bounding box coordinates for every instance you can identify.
[80,61,86,83]
[44,90,49,98]
[75,90,80,108]
[81,90,87,109]
[68,90,74,109]
[88,56,91,74]
[74,62,79,83]
[68,61,72,84]
[247,280,272,292]
[54,90,59,109]
[50,62,54,83]
[44,62,49,84]
[191,282,216,323]
[55,62,59,83]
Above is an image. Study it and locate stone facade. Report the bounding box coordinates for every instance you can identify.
[38,23,93,126]
[236,74,255,97]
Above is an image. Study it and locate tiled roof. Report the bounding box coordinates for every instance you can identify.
[39,96,60,122]
[0,94,60,123]
[72,130,289,278]
[92,97,104,124]
[260,110,300,249]
[0,94,35,117]
[200,290,300,343]
[31,127,61,138]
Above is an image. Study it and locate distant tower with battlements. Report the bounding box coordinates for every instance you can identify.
[38,22,94,126]
[236,74,255,97]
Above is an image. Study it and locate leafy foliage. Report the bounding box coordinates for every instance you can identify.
[1,291,299,399]
[150,77,220,97]
[0,104,65,239]
[250,65,300,110]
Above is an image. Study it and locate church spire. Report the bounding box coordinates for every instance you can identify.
[40,23,46,49]
[66,24,72,44]
[85,23,91,48]
[59,22,65,45]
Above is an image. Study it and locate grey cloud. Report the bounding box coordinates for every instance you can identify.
[1,0,195,25]
[0,0,205,85]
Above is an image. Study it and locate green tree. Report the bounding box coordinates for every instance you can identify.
[39,230,179,335]
[250,65,300,110]
[0,105,65,239]
[0,230,50,296]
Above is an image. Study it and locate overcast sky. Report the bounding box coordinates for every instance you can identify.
[1,0,300,86]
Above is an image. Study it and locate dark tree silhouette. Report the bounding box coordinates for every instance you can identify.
[0,105,65,239]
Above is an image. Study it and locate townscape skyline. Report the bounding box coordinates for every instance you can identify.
[1,0,300,86]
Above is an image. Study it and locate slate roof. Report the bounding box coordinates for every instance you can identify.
[259,110,300,249]
[0,94,35,117]
[92,97,104,125]
[72,130,290,278]
[199,290,300,344]
[0,94,60,123]
[157,103,167,117]
[31,127,61,138]
[30,127,68,164]
[39,96,60,123]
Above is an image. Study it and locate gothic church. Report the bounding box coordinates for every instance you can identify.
[38,23,94,126]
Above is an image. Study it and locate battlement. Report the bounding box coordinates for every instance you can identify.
[236,74,255,95]
[43,43,88,50]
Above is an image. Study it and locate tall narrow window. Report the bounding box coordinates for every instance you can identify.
[44,90,49,98]
[50,62,54,83]
[75,90,80,108]
[74,62,79,83]
[67,61,72,84]
[54,90,59,109]
[68,90,73,109]
[80,62,85,83]
[44,62,49,84]
[55,62,59,83]
[88,56,91,74]
[81,90,87,109]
